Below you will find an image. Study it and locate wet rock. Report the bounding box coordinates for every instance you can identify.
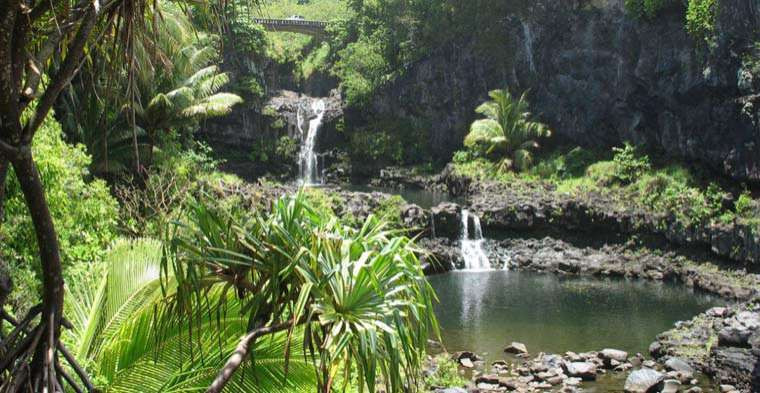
[564,362,597,381]
[431,202,461,239]
[505,342,528,355]
[600,348,628,364]
[718,311,760,348]
[661,379,681,393]
[665,357,695,374]
[624,368,664,393]
[434,388,467,393]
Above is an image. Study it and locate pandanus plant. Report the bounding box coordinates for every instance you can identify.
[64,238,317,392]
[164,192,439,393]
[65,194,438,392]
[464,89,551,172]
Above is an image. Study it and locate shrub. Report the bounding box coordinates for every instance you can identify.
[686,0,717,42]
[612,143,651,184]
[424,355,467,389]
[735,191,758,219]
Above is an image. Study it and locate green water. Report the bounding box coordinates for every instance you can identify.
[428,271,723,359]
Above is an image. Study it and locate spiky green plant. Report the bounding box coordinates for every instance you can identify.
[464,89,551,172]
[164,192,439,393]
[64,238,316,392]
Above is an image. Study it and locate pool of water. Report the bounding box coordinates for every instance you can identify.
[342,184,460,209]
[428,271,724,360]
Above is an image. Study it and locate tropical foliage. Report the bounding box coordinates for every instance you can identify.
[164,193,439,392]
[65,238,317,392]
[464,89,551,172]
[0,112,119,311]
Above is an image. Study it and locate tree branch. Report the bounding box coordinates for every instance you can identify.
[57,340,96,392]
[206,317,305,393]
[23,4,98,141]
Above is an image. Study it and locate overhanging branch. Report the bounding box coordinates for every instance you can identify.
[206,316,306,393]
[23,4,98,141]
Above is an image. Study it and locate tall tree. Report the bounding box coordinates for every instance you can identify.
[0,0,241,390]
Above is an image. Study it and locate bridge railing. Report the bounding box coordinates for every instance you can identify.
[252,18,328,28]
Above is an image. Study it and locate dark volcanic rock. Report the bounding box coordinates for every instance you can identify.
[431,202,462,240]
[370,0,760,183]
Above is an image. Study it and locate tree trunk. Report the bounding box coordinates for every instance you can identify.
[0,157,8,225]
[11,152,64,382]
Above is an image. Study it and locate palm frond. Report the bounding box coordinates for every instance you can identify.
[182,93,243,119]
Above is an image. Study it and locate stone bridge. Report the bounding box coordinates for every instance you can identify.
[253,18,327,35]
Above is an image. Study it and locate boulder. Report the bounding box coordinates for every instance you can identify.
[431,202,461,239]
[661,379,681,393]
[624,368,665,393]
[504,342,528,355]
[600,348,629,363]
[564,362,597,381]
[665,357,695,374]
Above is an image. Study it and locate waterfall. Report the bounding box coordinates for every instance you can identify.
[297,99,326,186]
[460,210,491,271]
[522,21,536,74]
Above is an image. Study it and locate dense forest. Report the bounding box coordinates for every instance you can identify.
[1,0,759,392]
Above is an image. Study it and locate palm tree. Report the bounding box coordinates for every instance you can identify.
[134,63,243,167]
[464,89,551,172]
[165,192,439,393]
[64,238,316,392]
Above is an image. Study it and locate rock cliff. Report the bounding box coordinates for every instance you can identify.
[371,0,760,183]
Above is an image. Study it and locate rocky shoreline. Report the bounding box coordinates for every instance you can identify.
[372,170,760,392]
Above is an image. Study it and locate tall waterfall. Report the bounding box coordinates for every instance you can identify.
[522,21,536,74]
[460,210,491,271]
[297,99,326,186]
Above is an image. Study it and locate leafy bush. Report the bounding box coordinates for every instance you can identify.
[735,191,759,219]
[612,143,651,184]
[1,112,119,310]
[424,355,467,389]
[686,0,717,42]
[633,167,726,225]
[529,146,602,180]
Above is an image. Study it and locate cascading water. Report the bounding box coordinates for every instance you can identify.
[460,210,491,271]
[297,99,326,186]
[521,21,536,74]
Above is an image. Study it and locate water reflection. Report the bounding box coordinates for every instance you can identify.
[429,271,723,360]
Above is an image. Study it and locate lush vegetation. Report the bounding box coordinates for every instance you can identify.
[1,113,119,311]
[453,141,758,230]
